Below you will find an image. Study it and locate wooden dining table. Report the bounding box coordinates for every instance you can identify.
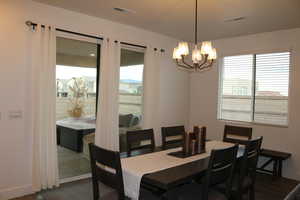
[121,140,245,200]
[142,146,244,191]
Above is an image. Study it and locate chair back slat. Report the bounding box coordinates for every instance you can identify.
[89,144,125,199]
[126,129,155,156]
[223,125,252,145]
[202,144,239,200]
[239,137,263,184]
[161,126,185,149]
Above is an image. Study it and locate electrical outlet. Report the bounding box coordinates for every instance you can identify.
[8,110,23,119]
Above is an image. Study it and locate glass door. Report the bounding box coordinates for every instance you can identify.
[56,36,100,181]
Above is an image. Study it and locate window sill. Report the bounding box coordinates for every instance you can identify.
[217,119,289,128]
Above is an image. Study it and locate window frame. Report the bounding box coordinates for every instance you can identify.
[217,50,292,128]
[55,31,102,182]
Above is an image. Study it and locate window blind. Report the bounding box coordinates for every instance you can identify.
[220,55,254,122]
[254,52,290,125]
[219,52,290,126]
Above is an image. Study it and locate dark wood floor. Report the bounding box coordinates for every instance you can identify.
[13,174,299,200]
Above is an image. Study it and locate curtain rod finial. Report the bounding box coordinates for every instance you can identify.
[25,20,33,26]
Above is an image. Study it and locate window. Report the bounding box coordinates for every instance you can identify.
[119,47,145,152]
[219,52,290,126]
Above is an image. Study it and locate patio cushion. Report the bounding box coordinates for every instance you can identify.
[119,114,134,127]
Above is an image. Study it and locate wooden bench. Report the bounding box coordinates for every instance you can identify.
[257,148,291,177]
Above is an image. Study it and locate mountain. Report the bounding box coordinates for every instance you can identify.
[120,79,141,84]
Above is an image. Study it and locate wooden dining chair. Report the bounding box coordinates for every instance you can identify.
[223,125,252,145]
[89,144,129,200]
[164,144,239,200]
[161,126,185,150]
[232,137,263,200]
[126,129,155,157]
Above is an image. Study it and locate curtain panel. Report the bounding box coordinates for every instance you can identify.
[95,39,120,151]
[143,48,162,145]
[28,24,59,191]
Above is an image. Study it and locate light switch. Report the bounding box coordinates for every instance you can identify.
[8,110,23,119]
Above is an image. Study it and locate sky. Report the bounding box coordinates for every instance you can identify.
[120,65,143,82]
[56,65,96,79]
[56,64,144,82]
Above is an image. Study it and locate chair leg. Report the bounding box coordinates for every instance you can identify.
[118,192,126,200]
[92,180,99,200]
[249,186,255,200]
[237,192,243,200]
[233,187,243,200]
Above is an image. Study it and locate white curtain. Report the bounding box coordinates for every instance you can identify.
[28,24,59,191]
[95,39,120,151]
[143,48,162,145]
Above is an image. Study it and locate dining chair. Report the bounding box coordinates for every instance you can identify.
[161,126,185,150]
[164,144,239,200]
[126,129,155,157]
[223,125,252,145]
[231,137,263,200]
[89,144,129,200]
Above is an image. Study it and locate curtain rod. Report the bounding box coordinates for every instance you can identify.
[25,21,103,41]
[115,40,165,52]
[115,40,146,49]
[25,21,165,52]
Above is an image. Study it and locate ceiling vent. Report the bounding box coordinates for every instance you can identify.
[224,16,246,22]
[113,7,136,14]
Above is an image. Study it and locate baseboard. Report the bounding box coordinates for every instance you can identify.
[59,173,91,184]
[0,185,33,200]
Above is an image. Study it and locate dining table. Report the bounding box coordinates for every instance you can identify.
[121,140,245,200]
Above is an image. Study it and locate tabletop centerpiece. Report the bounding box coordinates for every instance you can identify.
[168,126,207,158]
[67,77,88,118]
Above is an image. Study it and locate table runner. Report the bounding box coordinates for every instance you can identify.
[121,141,234,200]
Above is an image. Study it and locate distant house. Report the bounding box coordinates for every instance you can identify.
[256,91,282,96]
[223,78,253,96]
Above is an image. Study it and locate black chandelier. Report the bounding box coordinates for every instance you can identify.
[173,0,217,72]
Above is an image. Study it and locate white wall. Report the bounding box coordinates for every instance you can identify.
[189,28,300,180]
[0,0,189,199]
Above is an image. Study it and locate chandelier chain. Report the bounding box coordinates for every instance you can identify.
[195,0,198,44]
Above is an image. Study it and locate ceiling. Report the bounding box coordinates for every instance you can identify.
[35,0,300,42]
[57,37,97,57]
[57,37,144,67]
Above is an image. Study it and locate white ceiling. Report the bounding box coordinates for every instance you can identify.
[34,0,300,42]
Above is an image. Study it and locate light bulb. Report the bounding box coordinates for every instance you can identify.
[178,42,189,56]
[208,48,217,60]
[201,41,213,55]
[192,45,202,63]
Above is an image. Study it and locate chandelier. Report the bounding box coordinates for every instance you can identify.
[173,0,217,72]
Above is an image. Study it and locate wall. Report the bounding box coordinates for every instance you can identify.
[0,0,189,199]
[189,28,300,180]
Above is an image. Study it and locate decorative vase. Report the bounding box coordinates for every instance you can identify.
[68,107,83,118]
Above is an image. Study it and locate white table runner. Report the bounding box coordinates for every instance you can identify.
[121,141,234,200]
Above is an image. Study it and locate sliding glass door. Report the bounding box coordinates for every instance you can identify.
[119,46,145,152]
[56,36,100,181]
